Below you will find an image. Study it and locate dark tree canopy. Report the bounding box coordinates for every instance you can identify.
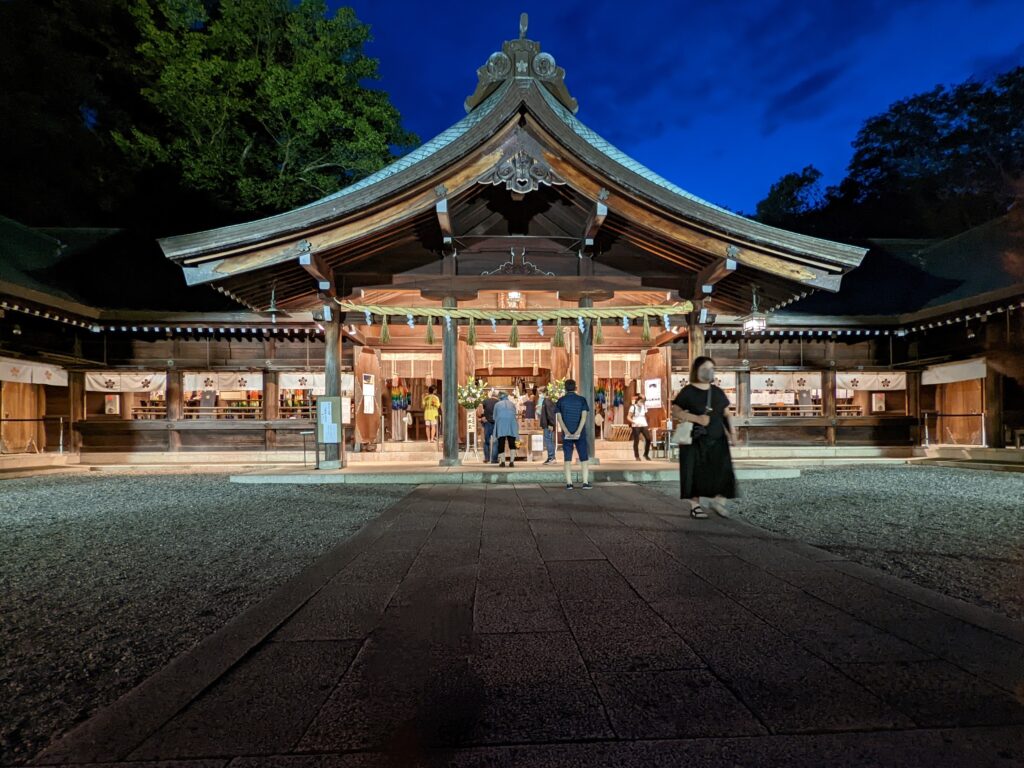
[117,0,417,215]
[0,0,415,231]
[755,66,1024,240]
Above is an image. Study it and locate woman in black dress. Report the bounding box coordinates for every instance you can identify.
[671,355,737,519]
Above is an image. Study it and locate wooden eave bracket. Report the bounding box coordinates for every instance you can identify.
[297,240,335,297]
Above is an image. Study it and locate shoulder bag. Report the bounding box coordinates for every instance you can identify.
[671,386,713,445]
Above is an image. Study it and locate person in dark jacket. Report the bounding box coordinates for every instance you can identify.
[538,384,558,464]
[478,389,500,464]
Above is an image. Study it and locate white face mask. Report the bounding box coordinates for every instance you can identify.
[697,366,715,383]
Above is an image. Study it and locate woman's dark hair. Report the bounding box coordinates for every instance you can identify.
[427,385,436,394]
[633,393,643,401]
[689,355,715,382]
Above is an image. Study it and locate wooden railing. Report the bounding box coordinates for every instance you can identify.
[279,405,316,420]
[183,404,262,419]
[131,405,167,420]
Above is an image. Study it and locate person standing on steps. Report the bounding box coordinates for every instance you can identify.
[671,355,737,519]
[422,385,441,444]
[627,392,652,461]
[538,384,558,464]
[493,391,520,468]
[478,388,499,464]
[555,379,592,490]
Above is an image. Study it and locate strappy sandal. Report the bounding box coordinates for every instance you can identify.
[690,505,708,519]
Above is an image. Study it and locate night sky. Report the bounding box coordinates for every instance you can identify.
[337,0,1024,214]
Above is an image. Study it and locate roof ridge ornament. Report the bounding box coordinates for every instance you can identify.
[478,126,566,197]
[465,14,578,115]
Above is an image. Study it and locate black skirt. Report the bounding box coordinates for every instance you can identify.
[679,436,737,499]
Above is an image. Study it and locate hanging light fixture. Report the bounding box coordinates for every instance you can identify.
[741,285,767,333]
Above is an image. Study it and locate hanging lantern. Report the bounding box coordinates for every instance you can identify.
[537,318,544,335]
[380,314,391,344]
[594,318,604,345]
[508,319,519,348]
[641,314,651,343]
[467,316,477,346]
[553,317,564,348]
[425,315,435,344]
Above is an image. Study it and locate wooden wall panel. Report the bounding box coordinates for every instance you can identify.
[1,381,44,452]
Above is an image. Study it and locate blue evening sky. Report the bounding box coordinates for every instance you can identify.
[338,0,1024,214]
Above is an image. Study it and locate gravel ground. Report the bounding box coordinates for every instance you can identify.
[0,472,409,765]
[653,465,1024,622]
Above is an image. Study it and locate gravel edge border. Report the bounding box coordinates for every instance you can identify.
[723,513,1024,646]
[32,488,418,765]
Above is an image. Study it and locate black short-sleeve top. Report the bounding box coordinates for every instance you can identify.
[672,384,731,441]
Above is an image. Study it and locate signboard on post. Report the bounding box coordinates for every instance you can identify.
[317,396,342,445]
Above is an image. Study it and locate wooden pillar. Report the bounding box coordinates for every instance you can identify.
[985,367,1004,448]
[579,297,596,461]
[68,371,85,453]
[906,371,921,445]
[324,307,342,465]
[119,393,133,420]
[687,311,705,371]
[736,370,751,446]
[263,369,279,450]
[440,296,460,465]
[166,369,182,452]
[823,368,837,446]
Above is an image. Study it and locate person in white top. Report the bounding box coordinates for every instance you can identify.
[627,393,652,461]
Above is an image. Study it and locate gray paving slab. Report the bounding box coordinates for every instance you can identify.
[594,669,766,738]
[560,598,704,673]
[838,659,1024,728]
[545,559,640,602]
[691,621,916,732]
[467,631,614,744]
[474,569,567,634]
[736,591,934,664]
[128,640,360,759]
[271,580,399,642]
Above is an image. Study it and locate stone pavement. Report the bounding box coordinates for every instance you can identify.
[35,483,1024,767]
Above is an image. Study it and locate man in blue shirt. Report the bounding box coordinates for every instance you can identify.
[555,379,592,490]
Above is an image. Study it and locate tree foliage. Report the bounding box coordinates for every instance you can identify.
[754,165,824,228]
[755,67,1024,239]
[116,0,416,214]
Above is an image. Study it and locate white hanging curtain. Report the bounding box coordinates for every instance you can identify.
[86,372,166,392]
[836,372,906,390]
[183,372,264,391]
[1,357,68,386]
[751,372,822,390]
[280,372,325,394]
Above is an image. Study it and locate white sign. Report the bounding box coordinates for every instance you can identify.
[362,395,375,414]
[341,397,352,424]
[644,378,663,410]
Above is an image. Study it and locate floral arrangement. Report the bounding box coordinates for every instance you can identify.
[457,378,488,409]
[546,377,567,402]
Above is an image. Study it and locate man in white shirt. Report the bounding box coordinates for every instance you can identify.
[627,393,652,461]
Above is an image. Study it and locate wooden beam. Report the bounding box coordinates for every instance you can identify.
[582,193,608,251]
[435,188,453,250]
[694,254,737,300]
[297,242,335,296]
